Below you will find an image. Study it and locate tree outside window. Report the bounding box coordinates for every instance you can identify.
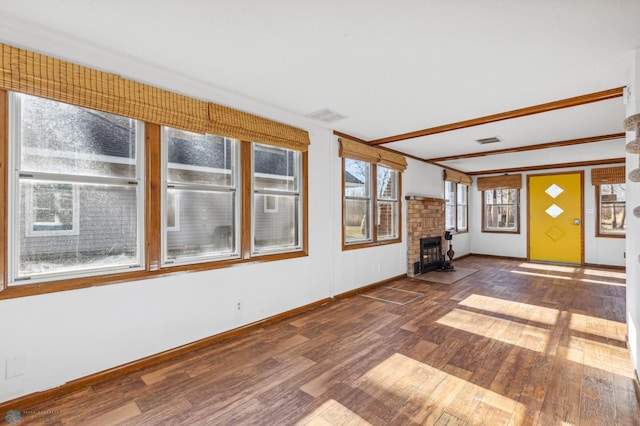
[483,188,519,232]
[597,183,625,237]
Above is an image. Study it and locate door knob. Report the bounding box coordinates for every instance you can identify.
[573,219,580,225]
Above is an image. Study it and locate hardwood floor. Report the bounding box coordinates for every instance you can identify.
[13,256,640,425]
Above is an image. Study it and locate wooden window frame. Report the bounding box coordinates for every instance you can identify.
[445,181,468,234]
[160,129,241,266]
[481,188,520,234]
[8,92,146,284]
[595,183,625,238]
[250,143,304,256]
[342,158,402,250]
[0,91,308,300]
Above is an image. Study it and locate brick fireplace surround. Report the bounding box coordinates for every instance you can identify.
[406,195,445,277]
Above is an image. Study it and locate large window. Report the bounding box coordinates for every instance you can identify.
[6,93,308,289]
[162,128,240,265]
[483,188,519,233]
[445,181,468,233]
[9,93,144,282]
[0,42,310,297]
[343,157,401,248]
[597,183,625,237]
[252,143,303,254]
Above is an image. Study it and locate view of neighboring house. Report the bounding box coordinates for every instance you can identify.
[15,93,302,277]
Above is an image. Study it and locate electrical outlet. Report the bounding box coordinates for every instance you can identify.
[6,355,25,379]
[236,300,242,311]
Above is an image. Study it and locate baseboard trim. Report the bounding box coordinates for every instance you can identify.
[469,254,625,270]
[583,263,626,270]
[0,273,406,412]
[0,296,332,412]
[469,253,528,261]
[334,273,407,300]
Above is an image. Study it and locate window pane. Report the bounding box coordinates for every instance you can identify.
[254,194,299,251]
[486,205,515,229]
[377,166,397,201]
[166,128,236,186]
[457,205,467,230]
[600,184,625,234]
[345,159,370,197]
[18,182,139,277]
[457,185,468,205]
[445,181,456,230]
[19,93,137,179]
[377,200,397,239]
[28,183,76,234]
[254,144,299,191]
[165,189,236,260]
[484,188,517,231]
[345,199,371,242]
[600,204,625,234]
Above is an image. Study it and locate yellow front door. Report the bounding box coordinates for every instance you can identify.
[528,172,583,264]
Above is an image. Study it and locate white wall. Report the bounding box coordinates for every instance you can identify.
[403,161,472,259]
[469,168,626,267]
[0,38,444,401]
[625,48,640,378]
[331,155,446,295]
[0,27,631,403]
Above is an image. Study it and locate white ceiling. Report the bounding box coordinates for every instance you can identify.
[1,0,639,174]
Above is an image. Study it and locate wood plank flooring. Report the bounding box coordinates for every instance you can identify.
[13,256,640,425]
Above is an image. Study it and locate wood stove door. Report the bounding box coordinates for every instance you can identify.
[528,172,583,264]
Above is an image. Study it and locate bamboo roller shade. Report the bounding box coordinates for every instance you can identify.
[208,103,309,151]
[476,174,522,191]
[339,138,407,171]
[0,42,310,151]
[591,166,625,185]
[443,169,472,185]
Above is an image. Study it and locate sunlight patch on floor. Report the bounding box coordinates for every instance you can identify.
[565,335,635,379]
[511,270,624,287]
[579,277,625,287]
[436,309,550,353]
[459,294,559,326]
[582,268,626,280]
[569,312,627,342]
[295,399,371,425]
[518,262,577,273]
[511,270,573,280]
[353,353,526,424]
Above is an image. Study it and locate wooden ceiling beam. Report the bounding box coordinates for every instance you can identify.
[368,87,625,146]
[464,158,626,176]
[425,133,625,163]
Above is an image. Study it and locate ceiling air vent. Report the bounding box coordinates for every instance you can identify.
[475,136,502,145]
[305,108,347,123]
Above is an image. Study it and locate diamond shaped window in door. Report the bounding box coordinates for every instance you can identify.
[545,204,564,219]
[545,184,564,198]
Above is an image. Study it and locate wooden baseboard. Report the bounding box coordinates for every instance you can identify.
[469,254,625,270]
[0,273,406,411]
[333,273,407,300]
[469,253,528,261]
[583,263,626,270]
